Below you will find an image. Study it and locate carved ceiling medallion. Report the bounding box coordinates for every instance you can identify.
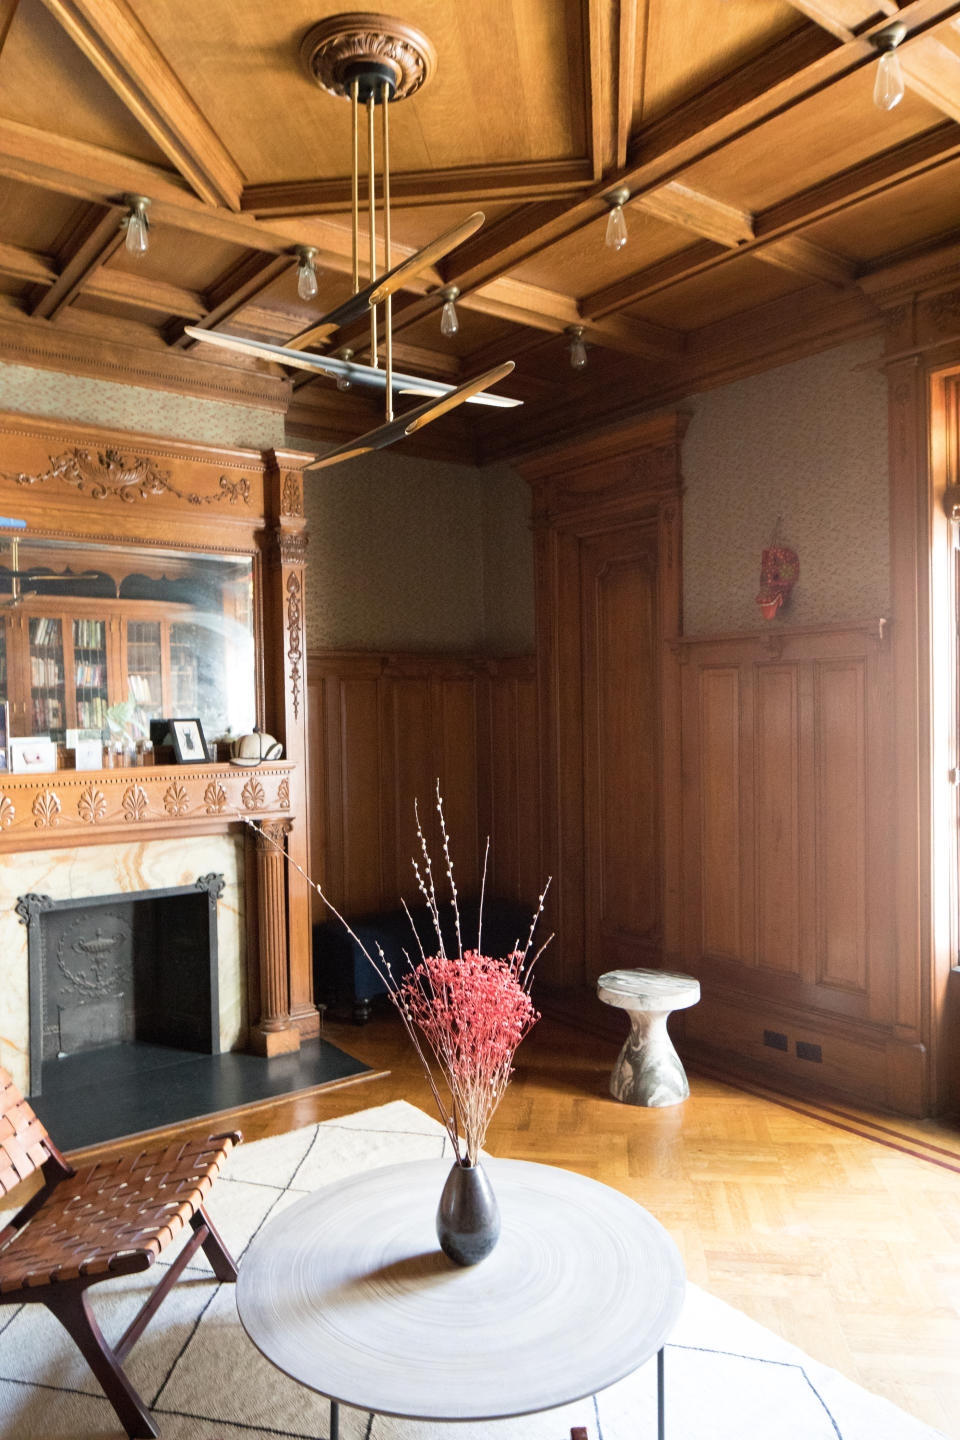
[300,13,436,102]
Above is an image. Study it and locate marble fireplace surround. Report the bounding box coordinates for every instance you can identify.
[0,762,297,1097]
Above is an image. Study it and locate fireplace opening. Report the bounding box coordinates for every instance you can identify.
[17,874,224,1096]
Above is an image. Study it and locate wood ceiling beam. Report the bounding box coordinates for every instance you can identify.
[31,203,126,320]
[635,182,754,247]
[84,269,206,319]
[616,0,641,170]
[167,253,295,349]
[585,0,616,180]
[899,34,960,121]
[38,0,244,210]
[0,241,55,285]
[436,0,960,302]
[581,121,960,316]
[323,266,682,364]
[0,0,21,58]
[241,161,594,217]
[781,1,898,43]
[760,234,857,284]
[784,2,960,124]
[0,118,387,275]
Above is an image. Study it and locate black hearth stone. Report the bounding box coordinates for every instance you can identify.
[30,1038,371,1152]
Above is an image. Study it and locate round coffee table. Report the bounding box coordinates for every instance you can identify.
[236,1156,685,1435]
[597,968,700,1107]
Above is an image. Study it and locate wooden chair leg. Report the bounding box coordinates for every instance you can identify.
[191,1204,239,1282]
[44,1287,159,1440]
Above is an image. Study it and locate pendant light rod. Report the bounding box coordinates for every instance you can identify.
[368,95,378,370]
[351,79,360,295]
[382,78,393,424]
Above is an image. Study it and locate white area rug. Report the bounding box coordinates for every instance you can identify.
[0,1100,947,1440]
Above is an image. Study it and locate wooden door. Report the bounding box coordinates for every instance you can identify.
[581,523,661,981]
[519,414,686,988]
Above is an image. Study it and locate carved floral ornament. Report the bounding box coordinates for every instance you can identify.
[0,770,293,837]
[286,570,304,721]
[281,472,304,517]
[2,447,252,507]
[300,16,436,101]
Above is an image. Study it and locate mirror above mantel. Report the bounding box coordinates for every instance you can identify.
[0,534,256,748]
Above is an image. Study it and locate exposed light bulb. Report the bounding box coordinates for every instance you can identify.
[605,205,627,251]
[604,188,630,251]
[873,49,905,110]
[122,195,151,257]
[566,325,588,372]
[439,285,460,339]
[871,23,907,112]
[295,246,319,301]
[336,348,353,391]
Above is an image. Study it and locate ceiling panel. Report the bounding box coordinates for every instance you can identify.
[681,70,946,213]
[803,160,960,264]
[507,207,689,293]
[638,0,805,125]
[0,177,82,251]
[126,0,589,186]
[625,255,805,330]
[0,0,170,165]
[106,229,254,292]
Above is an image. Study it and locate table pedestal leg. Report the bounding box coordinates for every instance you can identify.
[610,1009,689,1106]
[330,1400,339,1440]
[658,1348,665,1440]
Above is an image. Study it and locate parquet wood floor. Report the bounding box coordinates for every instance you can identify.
[69,1013,960,1437]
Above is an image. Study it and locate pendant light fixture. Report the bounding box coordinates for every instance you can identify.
[440,286,460,338]
[605,187,630,251]
[295,245,320,300]
[122,195,151,256]
[871,22,906,110]
[566,325,588,371]
[186,16,519,469]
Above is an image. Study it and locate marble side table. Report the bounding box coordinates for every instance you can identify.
[597,968,700,1107]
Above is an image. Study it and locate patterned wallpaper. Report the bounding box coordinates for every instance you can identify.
[291,438,535,653]
[682,338,890,635]
[0,360,285,450]
[0,344,889,651]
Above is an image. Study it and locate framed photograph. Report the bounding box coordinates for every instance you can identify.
[10,735,57,774]
[170,717,209,764]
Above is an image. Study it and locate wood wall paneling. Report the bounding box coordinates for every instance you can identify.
[814,658,867,995]
[754,663,801,977]
[306,653,539,929]
[697,666,743,963]
[673,622,914,1110]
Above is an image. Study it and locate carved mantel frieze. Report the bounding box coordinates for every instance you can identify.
[0,762,294,851]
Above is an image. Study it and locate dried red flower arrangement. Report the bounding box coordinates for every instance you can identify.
[247,785,550,1166]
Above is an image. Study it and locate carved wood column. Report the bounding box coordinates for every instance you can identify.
[248,818,300,1055]
[262,450,318,1038]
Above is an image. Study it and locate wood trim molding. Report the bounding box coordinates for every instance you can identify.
[0,312,290,411]
[39,0,245,209]
[0,763,293,851]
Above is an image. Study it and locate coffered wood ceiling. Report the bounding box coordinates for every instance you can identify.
[1,0,960,463]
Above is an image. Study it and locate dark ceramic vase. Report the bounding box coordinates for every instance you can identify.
[436,1159,501,1266]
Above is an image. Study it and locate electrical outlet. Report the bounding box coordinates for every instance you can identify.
[763,1029,788,1051]
[796,1040,822,1063]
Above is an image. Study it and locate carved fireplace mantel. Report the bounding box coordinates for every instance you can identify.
[0,762,293,848]
[0,411,318,1090]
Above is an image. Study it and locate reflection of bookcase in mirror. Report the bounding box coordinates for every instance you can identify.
[0,600,190,744]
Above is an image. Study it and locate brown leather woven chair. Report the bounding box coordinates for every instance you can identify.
[0,1064,241,1438]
